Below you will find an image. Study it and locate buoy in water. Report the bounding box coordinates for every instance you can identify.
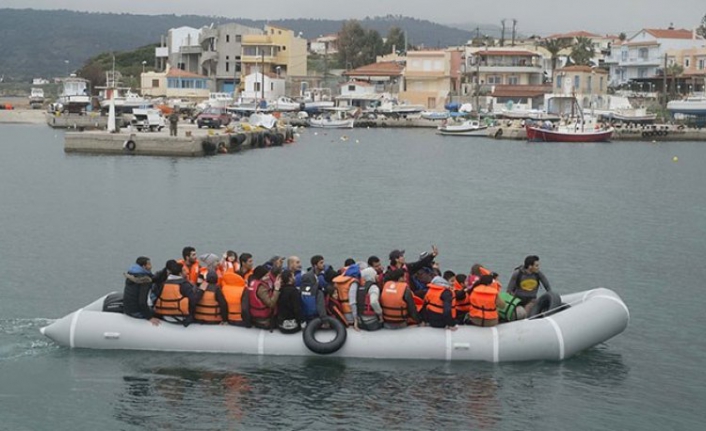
[673,156,679,162]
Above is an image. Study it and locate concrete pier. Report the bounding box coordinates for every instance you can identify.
[46,112,108,130]
[64,123,295,157]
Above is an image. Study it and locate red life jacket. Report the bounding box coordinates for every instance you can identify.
[248,279,273,320]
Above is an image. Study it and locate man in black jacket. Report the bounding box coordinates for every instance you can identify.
[123,256,160,326]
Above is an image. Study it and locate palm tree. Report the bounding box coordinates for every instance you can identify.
[570,36,596,66]
[537,38,570,82]
[665,63,684,97]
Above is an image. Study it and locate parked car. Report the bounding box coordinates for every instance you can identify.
[196,107,231,128]
[130,108,165,132]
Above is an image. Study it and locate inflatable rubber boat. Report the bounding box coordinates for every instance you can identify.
[40,287,629,362]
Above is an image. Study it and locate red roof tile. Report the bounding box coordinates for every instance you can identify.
[558,65,608,73]
[644,28,695,39]
[343,61,404,77]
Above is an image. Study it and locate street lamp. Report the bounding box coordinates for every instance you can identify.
[64,59,69,77]
[141,61,147,74]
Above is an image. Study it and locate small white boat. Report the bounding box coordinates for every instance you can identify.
[309,117,355,129]
[40,287,629,362]
[29,88,45,108]
[53,75,91,114]
[270,96,301,112]
[437,119,489,137]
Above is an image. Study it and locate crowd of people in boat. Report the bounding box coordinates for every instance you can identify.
[122,246,552,333]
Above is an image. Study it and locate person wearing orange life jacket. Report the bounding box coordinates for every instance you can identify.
[237,253,254,284]
[198,253,221,281]
[443,271,471,324]
[153,260,201,326]
[247,265,280,329]
[220,271,250,327]
[219,250,240,276]
[424,276,458,330]
[467,274,507,327]
[332,263,361,325]
[379,269,421,329]
[177,246,200,285]
[194,270,229,324]
[506,255,551,312]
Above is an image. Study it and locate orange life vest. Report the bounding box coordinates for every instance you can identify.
[332,275,356,314]
[380,281,409,323]
[469,284,499,321]
[178,259,200,285]
[221,273,246,323]
[453,279,471,314]
[424,283,456,319]
[220,260,240,276]
[194,289,222,323]
[154,281,190,317]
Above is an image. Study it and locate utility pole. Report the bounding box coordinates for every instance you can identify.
[662,53,668,111]
[261,50,265,104]
[323,40,328,90]
[500,19,506,47]
[511,19,517,46]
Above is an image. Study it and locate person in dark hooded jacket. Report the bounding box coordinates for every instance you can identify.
[123,256,160,325]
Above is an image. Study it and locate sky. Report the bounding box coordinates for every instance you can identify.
[3,0,705,36]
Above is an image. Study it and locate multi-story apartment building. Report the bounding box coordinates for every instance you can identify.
[240,25,308,80]
[399,49,463,110]
[604,27,704,87]
[198,23,264,93]
[463,47,544,91]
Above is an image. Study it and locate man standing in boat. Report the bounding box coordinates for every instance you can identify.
[506,255,551,312]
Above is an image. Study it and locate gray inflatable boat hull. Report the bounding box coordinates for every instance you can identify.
[40,287,629,362]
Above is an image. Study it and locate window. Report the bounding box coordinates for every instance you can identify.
[487,75,502,84]
[698,59,705,70]
[254,82,261,92]
[151,79,159,88]
[226,62,229,72]
[638,67,648,78]
[621,48,628,61]
[600,77,604,91]
[282,46,286,51]
[684,58,691,68]
[587,76,592,92]
[226,35,230,43]
[348,85,355,91]
[271,82,274,90]
[508,76,519,85]
[236,35,242,43]
[638,48,648,60]
[573,75,580,89]
[556,74,563,89]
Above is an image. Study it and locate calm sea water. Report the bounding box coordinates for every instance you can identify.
[1,124,705,430]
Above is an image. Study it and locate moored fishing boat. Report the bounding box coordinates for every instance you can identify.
[41,287,629,362]
[526,124,614,142]
[437,119,489,137]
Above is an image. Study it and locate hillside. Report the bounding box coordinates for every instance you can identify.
[0,9,475,81]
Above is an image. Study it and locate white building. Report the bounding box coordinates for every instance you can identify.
[605,27,704,87]
[241,72,285,100]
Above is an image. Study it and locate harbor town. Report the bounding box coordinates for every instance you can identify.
[2,17,706,153]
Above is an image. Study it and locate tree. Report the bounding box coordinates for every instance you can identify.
[698,14,706,38]
[569,36,595,66]
[383,26,406,54]
[337,20,368,69]
[666,63,684,96]
[537,38,570,81]
[337,20,384,69]
[618,32,627,41]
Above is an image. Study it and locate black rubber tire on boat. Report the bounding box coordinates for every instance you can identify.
[236,133,247,145]
[201,140,217,155]
[663,130,668,137]
[495,128,503,138]
[302,316,347,355]
[123,140,136,151]
[677,125,685,131]
[528,291,563,318]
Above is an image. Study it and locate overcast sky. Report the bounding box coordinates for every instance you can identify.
[3,0,705,35]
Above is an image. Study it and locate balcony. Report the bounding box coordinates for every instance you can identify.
[241,54,276,64]
[200,51,218,65]
[199,27,218,43]
[180,45,202,55]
